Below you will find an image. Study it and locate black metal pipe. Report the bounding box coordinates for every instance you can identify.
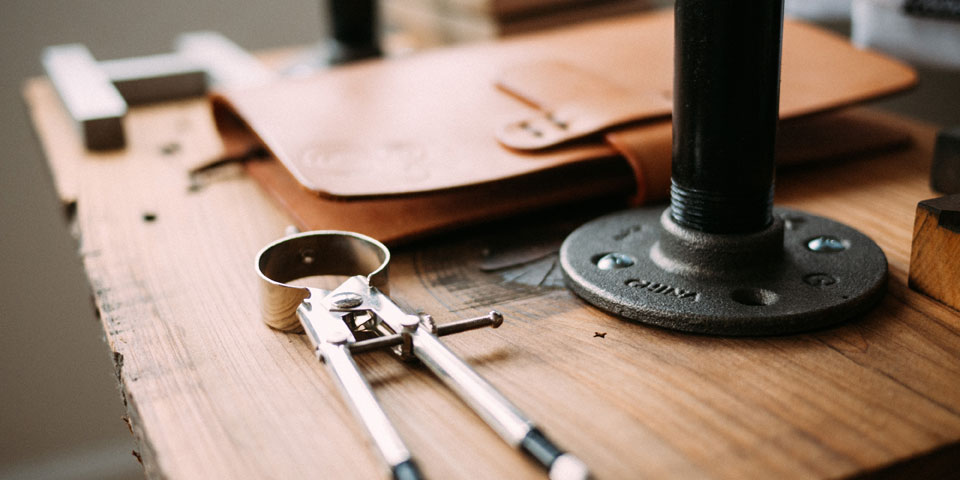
[670,0,785,234]
[327,0,381,63]
[329,0,378,47]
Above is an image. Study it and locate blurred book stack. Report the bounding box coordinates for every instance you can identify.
[383,0,665,49]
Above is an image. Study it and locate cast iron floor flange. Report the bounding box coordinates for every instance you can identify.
[559,207,888,336]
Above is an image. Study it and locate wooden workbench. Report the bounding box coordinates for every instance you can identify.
[24,74,960,479]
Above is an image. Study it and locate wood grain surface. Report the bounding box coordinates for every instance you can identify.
[24,76,960,479]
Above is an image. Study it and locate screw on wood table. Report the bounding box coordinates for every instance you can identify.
[23,74,960,479]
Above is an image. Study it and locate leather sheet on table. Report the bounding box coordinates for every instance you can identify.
[211,9,916,244]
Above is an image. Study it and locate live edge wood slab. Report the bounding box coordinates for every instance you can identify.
[24,74,960,479]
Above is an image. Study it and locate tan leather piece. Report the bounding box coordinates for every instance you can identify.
[211,101,267,160]
[604,121,674,205]
[211,42,619,198]
[774,108,913,166]
[493,17,917,155]
[244,154,634,245]
[496,61,672,150]
[778,21,917,117]
[606,108,914,205]
[212,9,915,200]
[246,107,914,242]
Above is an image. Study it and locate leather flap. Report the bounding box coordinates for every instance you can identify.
[494,18,918,152]
[496,61,671,150]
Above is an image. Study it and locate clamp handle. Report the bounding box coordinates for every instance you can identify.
[255,230,389,332]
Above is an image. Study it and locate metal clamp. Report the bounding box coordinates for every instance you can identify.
[255,230,588,480]
[42,32,275,150]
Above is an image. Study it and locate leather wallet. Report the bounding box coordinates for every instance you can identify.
[212,9,916,244]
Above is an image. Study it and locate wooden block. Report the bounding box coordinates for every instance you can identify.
[909,194,960,309]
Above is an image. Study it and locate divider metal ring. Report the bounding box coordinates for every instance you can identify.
[255,230,390,331]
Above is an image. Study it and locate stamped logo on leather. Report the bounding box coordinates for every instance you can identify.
[294,142,432,194]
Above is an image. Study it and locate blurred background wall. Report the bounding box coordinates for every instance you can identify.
[1,1,956,479]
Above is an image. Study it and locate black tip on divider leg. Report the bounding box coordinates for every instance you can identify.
[520,428,563,469]
[392,459,424,480]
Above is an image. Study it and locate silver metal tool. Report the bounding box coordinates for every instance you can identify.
[255,230,589,480]
[42,32,274,151]
[41,44,129,150]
